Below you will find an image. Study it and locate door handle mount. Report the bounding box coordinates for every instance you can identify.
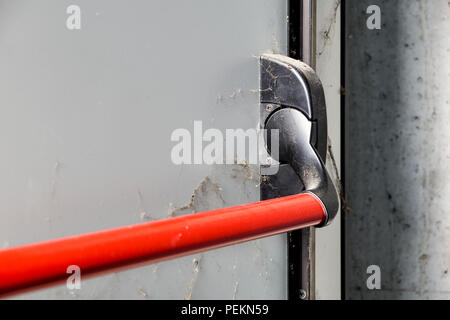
[260,54,339,226]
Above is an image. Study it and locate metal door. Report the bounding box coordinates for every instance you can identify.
[0,0,341,300]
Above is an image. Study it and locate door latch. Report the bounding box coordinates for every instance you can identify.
[260,54,339,226]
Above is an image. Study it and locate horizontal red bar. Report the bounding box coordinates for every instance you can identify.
[0,193,325,296]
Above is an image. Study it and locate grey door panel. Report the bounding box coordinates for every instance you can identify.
[0,0,288,299]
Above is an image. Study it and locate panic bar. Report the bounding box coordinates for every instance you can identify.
[0,193,326,296]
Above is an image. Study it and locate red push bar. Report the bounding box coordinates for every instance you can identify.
[0,193,326,296]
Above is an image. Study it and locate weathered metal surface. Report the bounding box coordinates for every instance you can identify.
[346,0,450,299]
